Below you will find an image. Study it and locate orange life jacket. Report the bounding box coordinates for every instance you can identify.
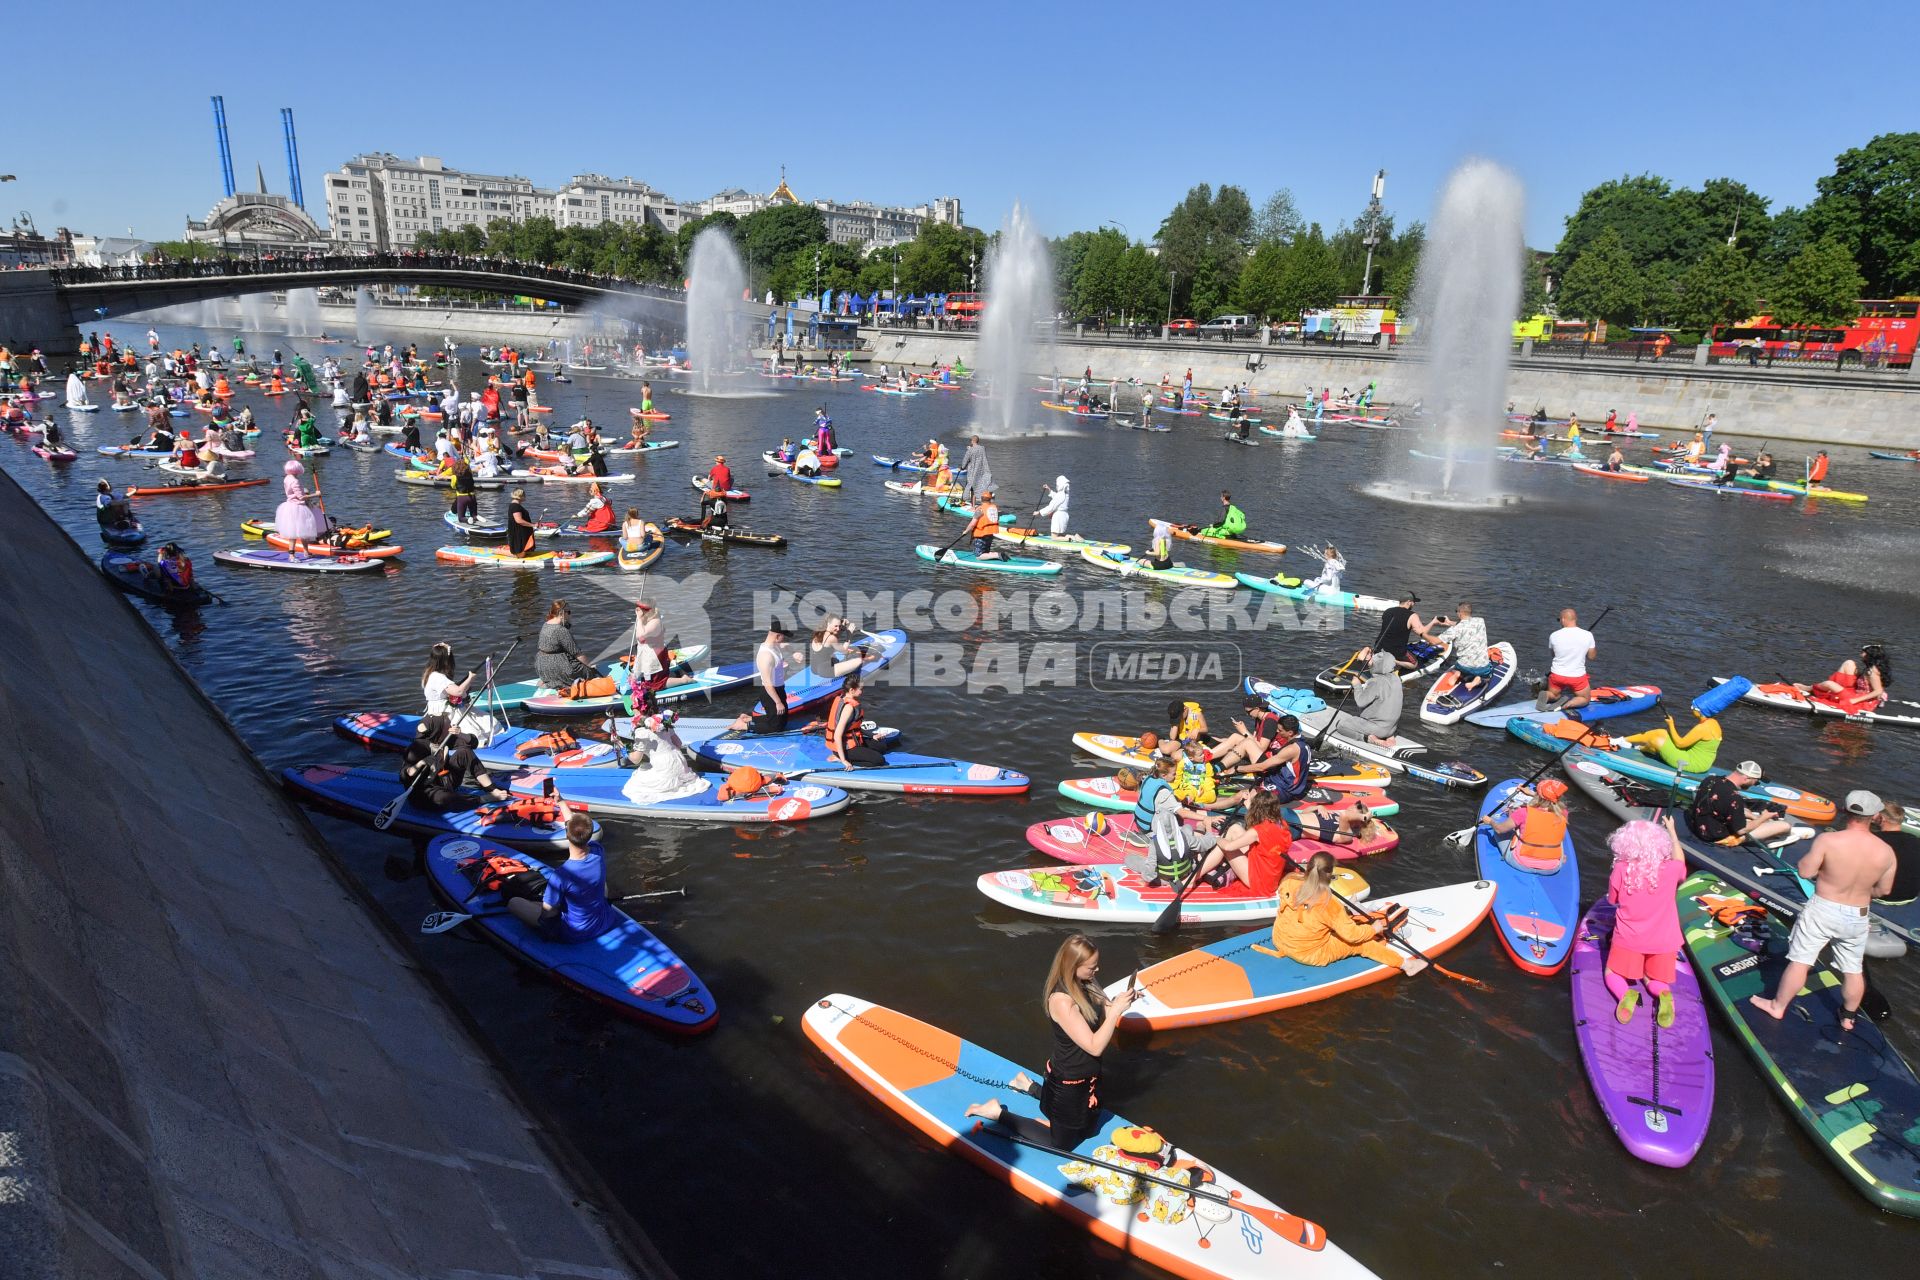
[562,676,619,700]
[516,729,579,760]
[1808,455,1830,483]
[717,766,768,802]
[968,506,999,539]
[828,690,865,750]
[1512,807,1568,871]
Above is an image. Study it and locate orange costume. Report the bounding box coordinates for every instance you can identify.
[1268,878,1403,968]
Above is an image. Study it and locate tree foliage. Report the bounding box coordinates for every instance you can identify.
[1806,132,1920,295]
[1671,243,1759,332]
[1556,227,1645,328]
[1769,237,1867,328]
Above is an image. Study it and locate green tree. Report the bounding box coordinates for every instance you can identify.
[676,210,737,265]
[1769,237,1867,328]
[1252,188,1304,247]
[1670,242,1759,332]
[150,239,219,260]
[1515,248,1548,320]
[1116,245,1165,325]
[735,204,828,277]
[1557,227,1645,327]
[1271,225,1342,319]
[896,221,989,294]
[1154,183,1253,316]
[1067,227,1127,319]
[1757,206,1810,275]
[1551,174,1705,280]
[1806,132,1920,295]
[1235,241,1288,319]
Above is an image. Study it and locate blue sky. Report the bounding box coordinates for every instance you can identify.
[19,1,1875,252]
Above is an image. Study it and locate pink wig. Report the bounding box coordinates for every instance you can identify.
[1608,819,1670,895]
[283,460,304,476]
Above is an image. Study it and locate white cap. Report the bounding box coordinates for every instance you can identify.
[1845,789,1883,817]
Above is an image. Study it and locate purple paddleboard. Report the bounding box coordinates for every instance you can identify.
[1569,899,1715,1167]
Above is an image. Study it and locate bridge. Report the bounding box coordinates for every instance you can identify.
[0,255,719,353]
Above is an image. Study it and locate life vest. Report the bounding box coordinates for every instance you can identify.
[1808,455,1830,483]
[1512,807,1568,872]
[1259,739,1314,802]
[1170,702,1205,742]
[827,690,866,750]
[1172,755,1216,805]
[1132,776,1171,834]
[968,507,999,539]
[516,729,579,760]
[457,853,541,895]
[562,675,619,700]
[717,766,768,802]
[164,555,194,589]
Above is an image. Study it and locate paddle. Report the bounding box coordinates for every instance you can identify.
[974,1122,1328,1248]
[1444,754,1563,848]
[616,888,689,903]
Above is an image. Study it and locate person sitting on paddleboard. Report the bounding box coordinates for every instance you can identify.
[1601,444,1626,473]
[1795,643,1889,706]
[1194,491,1247,541]
[1868,800,1920,904]
[1684,760,1793,847]
[702,454,733,495]
[1424,601,1494,704]
[535,600,599,690]
[808,617,873,680]
[1292,544,1346,592]
[1479,778,1572,872]
[1264,851,1426,975]
[1145,519,1175,571]
[573,482,616,533]
[1742,449,1776,481]
[96,479,133,528]
[826,673,886,769]
[1191,790,1292,892]
[1230,712,1316,803]
[1602,815,1687,1027]
[400,714,511,811]
[963,934,1142,1148]
[144,542,196,598]
[966,491,1004,560]
[1332,652,1404,747]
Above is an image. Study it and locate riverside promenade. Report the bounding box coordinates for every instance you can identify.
[0,470,663,1278]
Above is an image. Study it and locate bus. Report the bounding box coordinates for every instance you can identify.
[944,292,984,327]
[1709,298,1917,367]
[1301,296,1400,345]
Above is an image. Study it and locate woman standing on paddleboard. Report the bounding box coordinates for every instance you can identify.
[964,935,1141,1148]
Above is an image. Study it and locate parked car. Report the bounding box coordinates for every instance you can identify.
[1199,314,1257,340]
[1167,318,1199,336]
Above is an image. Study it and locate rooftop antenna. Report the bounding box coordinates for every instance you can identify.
[1359,169,1387,295]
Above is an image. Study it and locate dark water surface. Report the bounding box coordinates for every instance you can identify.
[12,327,1920,1277]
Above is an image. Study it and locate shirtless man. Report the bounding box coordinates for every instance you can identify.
[1749,790,1897,1030]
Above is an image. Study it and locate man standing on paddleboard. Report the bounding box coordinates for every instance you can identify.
[1750,791,1896,1031]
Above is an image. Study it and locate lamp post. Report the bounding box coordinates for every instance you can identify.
[1166,271,1176,325]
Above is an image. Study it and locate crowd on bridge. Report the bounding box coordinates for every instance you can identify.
[49,250,687,301]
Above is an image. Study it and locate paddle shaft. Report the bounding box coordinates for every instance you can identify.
[377,640,518,829]
[975,1123,1324,1247]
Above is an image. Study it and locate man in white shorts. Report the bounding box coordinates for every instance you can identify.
[1750,790,1897,1031]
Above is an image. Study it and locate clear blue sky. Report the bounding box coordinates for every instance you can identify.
[18,1,1874,252]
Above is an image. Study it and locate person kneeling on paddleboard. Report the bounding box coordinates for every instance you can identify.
[1196,491,1246,540]
[1191,791,1292,893]
[963,934,1142,1149]
[1602,816,1687,1027]
[1259,851,1426,975]
[1479,778,1571,872]
[501,800,618,943]
[1358,592,1429,674]
[966,492,1004,560]
[788,441,822,478]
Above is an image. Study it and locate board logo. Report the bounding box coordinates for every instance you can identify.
[708,741,743,756]
[1714,954,1759,979]
[440,838,482,863]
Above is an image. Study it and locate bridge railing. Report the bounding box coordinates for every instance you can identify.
[49,252,687,302]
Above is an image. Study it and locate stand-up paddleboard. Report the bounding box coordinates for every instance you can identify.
[1570,899,1714,1167]
[1681,874,1920,1217]
[804,994,1379,1278]
[1079,545,1238,590]
[1103,882,1494,1029]
[1232,575,1398,612]
[692,731,1028,795]
[99,551,213,606]
[1506,717,1835,822]
[978,861,1370,925]
[1313,642,1451,695]
[213,548,386,573]
[916,544,1063,575]
[1474,778,1580,975]
[1419,642,1518,725]
[1709,675,1920,729]
[434,545,613,570]
[1463,684,1661,727]
[1024,811,1398,866]
[423,836,715,1034]
[749,629,907,718]
[501,768,854,823]
[1248,681,1490,790]
[281,764,583,847]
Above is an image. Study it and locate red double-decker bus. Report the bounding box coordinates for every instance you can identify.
[945,292,983,327]
[1709,298,1917,366]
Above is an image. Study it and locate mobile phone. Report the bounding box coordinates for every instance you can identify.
[1127,968,1139,994]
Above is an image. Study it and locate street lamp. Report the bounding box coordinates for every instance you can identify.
[1101,220,1128,239]
[1166,271,1176,325]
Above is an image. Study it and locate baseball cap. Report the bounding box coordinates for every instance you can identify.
[1845,789,1883,817]
[1536,778,1568,801]
[1734,760,1763,780]
[1402,592,1421,603]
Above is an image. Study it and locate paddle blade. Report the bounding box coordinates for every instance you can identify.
[1232,1197,1327,1251]
[420,911,471,934]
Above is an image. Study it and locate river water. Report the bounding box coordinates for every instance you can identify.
[11,326,1919,1277]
